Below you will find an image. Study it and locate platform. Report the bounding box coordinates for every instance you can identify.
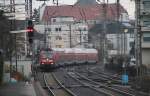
[0,82,37,96]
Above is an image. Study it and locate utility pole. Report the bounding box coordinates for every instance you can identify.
[135,0,142,77]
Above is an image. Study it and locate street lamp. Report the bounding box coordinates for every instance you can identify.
[123,29,128,55]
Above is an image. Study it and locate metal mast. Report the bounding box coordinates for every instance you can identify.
[102,0,108,64]
[25,0,32,19]
[10,0,18,72]
[29,0,32,19]
[117,0,120,55]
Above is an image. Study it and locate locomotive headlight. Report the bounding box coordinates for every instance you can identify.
[46,58,49,61]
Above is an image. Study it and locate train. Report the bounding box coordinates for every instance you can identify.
[37,48,98,71]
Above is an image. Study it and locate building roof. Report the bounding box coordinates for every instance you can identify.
[42,4,127,22]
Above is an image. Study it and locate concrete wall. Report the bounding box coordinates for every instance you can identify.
[3,60,32,83]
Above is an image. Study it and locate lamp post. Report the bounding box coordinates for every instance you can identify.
[124,29,128,56]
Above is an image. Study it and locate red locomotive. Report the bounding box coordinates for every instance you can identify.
[38,48,98,71]
[38,48,55,70]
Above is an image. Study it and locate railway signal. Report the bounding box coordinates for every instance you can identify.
[27,20,34,44]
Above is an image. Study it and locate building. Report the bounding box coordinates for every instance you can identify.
[35,16,88,48]
[140,0,150,69]
[37,3,129,48]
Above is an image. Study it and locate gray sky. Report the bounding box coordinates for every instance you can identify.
[34,0,135,19]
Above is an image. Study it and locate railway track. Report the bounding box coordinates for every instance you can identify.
[54,68,107,96]
[73,66,149,96]
[83,67,149,96]
[69,71,136,96]
[43,73,77,96]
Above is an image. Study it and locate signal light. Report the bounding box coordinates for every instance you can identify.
[27,26,34,32]
[27,20,34,44]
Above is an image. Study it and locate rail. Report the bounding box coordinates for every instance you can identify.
[75,72,135,96]
[51,73,77,96]
[43,73,56,96]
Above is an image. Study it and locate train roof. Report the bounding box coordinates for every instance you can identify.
[52,48,98,53]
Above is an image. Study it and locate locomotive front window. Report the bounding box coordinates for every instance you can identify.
[42,51,53,58]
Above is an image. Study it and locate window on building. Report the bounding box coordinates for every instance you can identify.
[130,42,134,47]
[143,21,150,26]
[59,28,61,31]
[83,35,87,41]
[55,28,58,31]
[47,28,51,31]
[48,36,51,40]
[143,1,150,9]
[55,27,61,32]
[143,37,150,42]
[130,33,134,38]
[53,19,56,22]
[45,28,51,31]
[143,32,150,42]
[56,45,62,48]
[56,36,62,40]
[83,27,86,31]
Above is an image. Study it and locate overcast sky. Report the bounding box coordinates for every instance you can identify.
[33,0,135,19]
